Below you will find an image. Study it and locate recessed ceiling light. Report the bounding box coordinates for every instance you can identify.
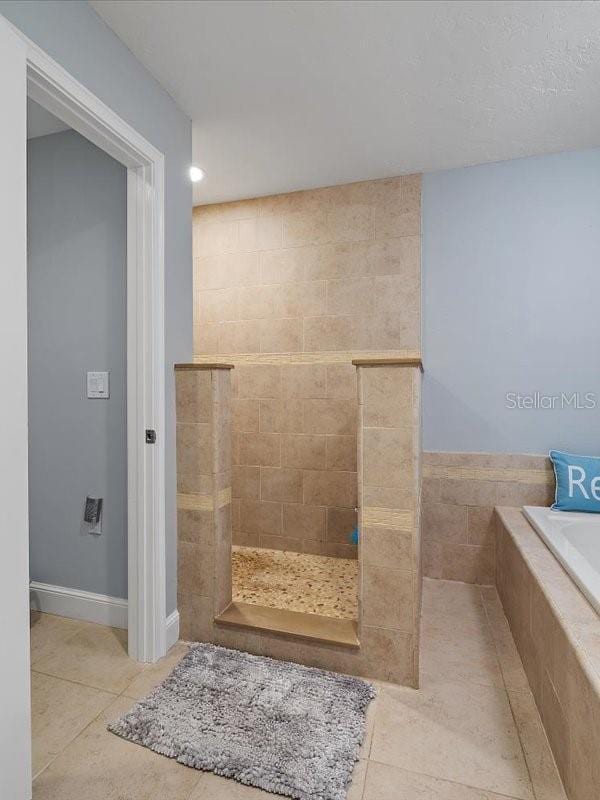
[189,166,205,183]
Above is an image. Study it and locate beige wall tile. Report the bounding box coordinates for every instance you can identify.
[236,365,281,398]
[467,506,495,546]
[362,527,412,570]
[176,422,212,476]
[363,485,416,510]
[303,470,357,508]
[442,543,495,585]
[496,481,554,506]
[260,318,302,352]
[175,370,212,424]
[238,432,281,467]
[177,541,214,596]
[362,367,413,428]
[278,281,326,317]
[282,434,327,469]
[375,274,420,316]
[231,397,259,432]
[326,507,358,544]
[232,465,260,499]
[326,277,375,316]
[237,284,280,320]
[440,479,497,506]
[362,426,413,489]
[197,288,237,324]
[303,241,366,281]
[177,508,214,547]
[259,248,305,284]
[259,398,304,433]
[260,466,303,503]
[282,363,327,398]
[374,202,421,238]
[422,503,468,545]
[363,565,414,630]
[283,503,327,540]
[193,323,219,355]
[239,215,282,252]
[218,320,261,353]
[303,399,357,435]
[326,363,357,398]
[327,203,373,242]
[238,498,282,535]
[326,435,357,471]
[303,315,364,351]
[195,219,239,257]
[282,210,329,247]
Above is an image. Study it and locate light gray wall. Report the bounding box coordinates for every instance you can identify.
[28,129,127,597]
[422,148,600,456]
[1,0,192,613]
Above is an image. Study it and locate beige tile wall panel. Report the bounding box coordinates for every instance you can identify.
[422,452,554,585]
[192,170,422,560]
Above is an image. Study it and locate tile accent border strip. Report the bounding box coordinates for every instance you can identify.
[423,464,553,485]
[194,349,421,366]
[363,507,414,531]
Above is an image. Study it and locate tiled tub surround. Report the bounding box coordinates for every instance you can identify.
[423,452,554,584]
[192,174,421,558]
[496,507,600,800]
[176,358,423,686]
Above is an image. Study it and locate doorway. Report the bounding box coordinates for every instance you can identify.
[0,18,167,798]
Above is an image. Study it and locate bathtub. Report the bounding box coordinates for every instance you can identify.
[524,505,600,616]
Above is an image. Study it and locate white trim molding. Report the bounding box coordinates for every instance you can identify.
[5,21,168,664]
[29,582,128,630]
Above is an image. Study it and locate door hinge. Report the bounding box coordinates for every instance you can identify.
[145,429,157,444]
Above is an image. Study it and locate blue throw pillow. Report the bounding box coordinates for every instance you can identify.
[550,450,600,513]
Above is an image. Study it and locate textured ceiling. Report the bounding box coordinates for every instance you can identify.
[91,0,600,205]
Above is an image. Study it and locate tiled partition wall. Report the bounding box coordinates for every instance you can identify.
[176,359,423,686]
[192,175,421,557]
[422,452,554,584]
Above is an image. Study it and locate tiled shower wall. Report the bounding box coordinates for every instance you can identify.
[192,176,421,557]
[422,452,554,584]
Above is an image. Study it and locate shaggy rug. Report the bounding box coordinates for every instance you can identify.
[108,643,376,800]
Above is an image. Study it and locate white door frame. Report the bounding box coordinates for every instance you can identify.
[8,19,168,664]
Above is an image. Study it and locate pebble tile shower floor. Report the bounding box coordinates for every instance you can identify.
[232,545,359,619]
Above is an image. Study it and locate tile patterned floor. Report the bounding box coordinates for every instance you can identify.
[232,545,359,619]
[30,579,567,800]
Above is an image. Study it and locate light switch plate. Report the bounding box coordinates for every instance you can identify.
[87,371,110,399]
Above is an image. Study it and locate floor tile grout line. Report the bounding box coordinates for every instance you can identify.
[30,675,118,786]
[30,666,127,696]
[478,586,541,800]
[365,757,531,800]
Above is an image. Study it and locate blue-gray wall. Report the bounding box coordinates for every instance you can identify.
[1,0,192,613]
[28,130,128,598]
[423,148,600,456]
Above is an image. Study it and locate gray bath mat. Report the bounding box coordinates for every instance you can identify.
[108,642,375,800]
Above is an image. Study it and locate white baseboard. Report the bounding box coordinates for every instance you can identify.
[166,609,180,650]
[29,581,128,630]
